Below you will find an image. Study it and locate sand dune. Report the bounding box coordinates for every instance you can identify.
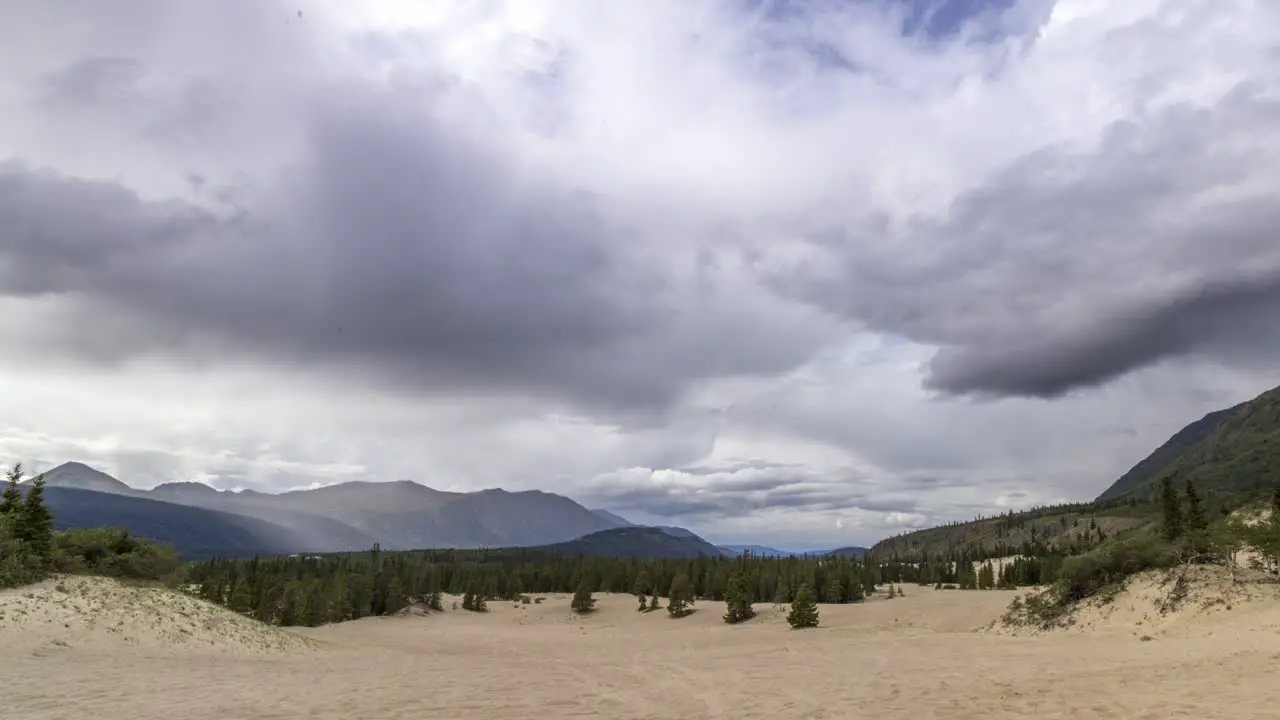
[5,579,1280,719]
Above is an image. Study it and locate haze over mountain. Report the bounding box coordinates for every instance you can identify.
[29,462,627,553]
[2,1,1279,549]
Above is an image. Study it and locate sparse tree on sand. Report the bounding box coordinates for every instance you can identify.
[667,573,693,618]
[787,582,820,629]
[571,581,596,614]
[722,568,755,624]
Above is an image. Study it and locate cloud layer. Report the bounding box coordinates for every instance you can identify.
[1,0,1277,547]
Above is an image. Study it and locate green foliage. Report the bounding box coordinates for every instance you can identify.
[647,593,659,612]
[667,572,693,618]
[786,582,819,629]
[0,463,22,515]
[1160,477,1183,542]
[52,527,181,581]
[722,567,755,624]
[19,476,55,567]
[1007,535,1179,628]
[571,581,596,614]
[0,464,55,588]
[1183,481,1207,534]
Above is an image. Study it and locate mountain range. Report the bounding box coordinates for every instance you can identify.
[28,462,627,556]
[25,462,823,560]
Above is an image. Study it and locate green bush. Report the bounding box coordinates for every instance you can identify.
[1052,535,1177,605]
[52,527,182,582]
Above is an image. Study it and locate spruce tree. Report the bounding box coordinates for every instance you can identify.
[647,594,659,612]
[0,463,22,516]
[722,568,755,624]
[786,582,820,629]
[772,578,788,607]
[18,476,54,568]
[667,572,692,618]
[636,592,647,611]
[1160,476,1183,542]
[571,581,596,614]
[1184,480,1207,533]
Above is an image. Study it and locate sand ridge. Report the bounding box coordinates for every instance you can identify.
[5,580,1280,719]
[0,575,317,656]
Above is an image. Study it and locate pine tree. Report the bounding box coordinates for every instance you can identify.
[636,592,647,611]
[18,475,54,568]
[647,594,660,612]
[0,463,22,516]
[772,578,788,607]
[1160,476,1183,542]
[461,590,475,611]
[722,568,755,624]
[667,572,692,618]
[1184,480,1207,534]
[786,582,820,629]
[571,580,596,614]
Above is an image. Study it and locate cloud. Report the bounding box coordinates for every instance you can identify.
[1,0,1278,547]
[776,89,1280,398]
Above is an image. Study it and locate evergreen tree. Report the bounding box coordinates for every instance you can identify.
[647,594,660,612]
[571,581,596,614]
[722,568,755,624]
[977,563,995,590]
[786,582,819,629]
[1184,480,1207,534]
[1160,476,1183,542]
[0,463,22,516]
[667,572,693,618]
[772,578,788,606]
[17,475,54,568]
[636,592,647,611]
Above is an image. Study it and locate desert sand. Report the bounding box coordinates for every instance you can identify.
[4,573,1280,720]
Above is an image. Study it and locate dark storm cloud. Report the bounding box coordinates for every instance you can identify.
[0,77,833,416]
[775,89,1280,398]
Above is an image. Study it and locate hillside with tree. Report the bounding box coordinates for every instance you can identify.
[870,381,1280,564]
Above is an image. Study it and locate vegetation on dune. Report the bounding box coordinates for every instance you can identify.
[571,579,596,614]
[1004,479,1280,629]
[1,463,181,589]
[786,582,820,629]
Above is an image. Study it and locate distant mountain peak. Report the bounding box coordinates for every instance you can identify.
[151,481,219,495]
[32,461,133,494]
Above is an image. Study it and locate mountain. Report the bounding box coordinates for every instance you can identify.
[32,461,135,495]
[22,462,627,553]
[719,544,795,557]
[41,487,302,559]
[533,526,725,559]
[825,546,869,558]
[590,509,634,526]
[1096,385,1280,500]
[653,525,700,539]
[1095,402,1246,501]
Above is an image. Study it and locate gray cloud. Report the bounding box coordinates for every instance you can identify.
[775,89,1280,398]
[0,76,835,419]
[581,462,919,520]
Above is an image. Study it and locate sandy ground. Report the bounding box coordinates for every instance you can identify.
[5,575,1280,720]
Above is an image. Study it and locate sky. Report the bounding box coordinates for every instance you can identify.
[1,0,1278,550]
